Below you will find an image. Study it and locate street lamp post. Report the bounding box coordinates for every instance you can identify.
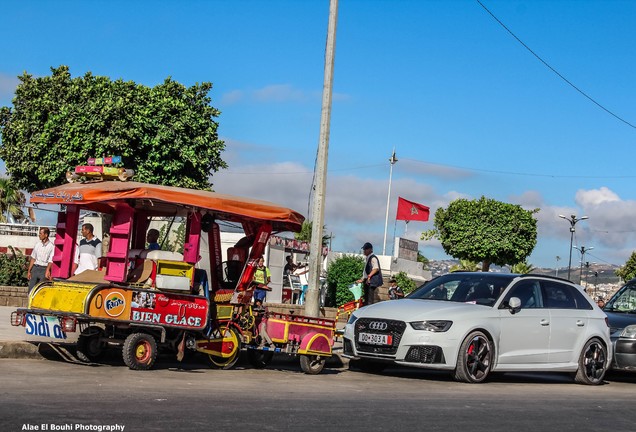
[558,214,588,281]
[573,245,593,286]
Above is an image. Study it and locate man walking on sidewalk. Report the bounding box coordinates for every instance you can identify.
[27,227,54,293]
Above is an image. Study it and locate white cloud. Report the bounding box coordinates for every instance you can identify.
[575,187,620,207]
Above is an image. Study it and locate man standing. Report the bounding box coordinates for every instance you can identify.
[27,227,54,293]
[357,242,383,305]
[72,223,102,275]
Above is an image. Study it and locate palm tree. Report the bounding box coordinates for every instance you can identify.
[510,260,535,274]
[450,259,481,272]
[0,177,27,223]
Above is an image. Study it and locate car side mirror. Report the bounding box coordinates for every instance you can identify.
[508,297,521,315]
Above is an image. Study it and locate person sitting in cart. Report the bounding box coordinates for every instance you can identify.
[388,278,405,300]
[146,228,160,250]
[252,256,271,310]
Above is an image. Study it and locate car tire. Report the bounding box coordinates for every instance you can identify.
[454,331,492,383]
[122,332,157,371]
[574,338,607,385]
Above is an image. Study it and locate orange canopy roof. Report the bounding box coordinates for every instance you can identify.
[30,181,305,232]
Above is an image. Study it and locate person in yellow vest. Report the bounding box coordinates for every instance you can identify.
[252,256,271,309]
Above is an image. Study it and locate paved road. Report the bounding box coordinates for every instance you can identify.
[1,354,635,432]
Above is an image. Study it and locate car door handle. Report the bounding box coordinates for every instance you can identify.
[576,320,585,327]
[540,319,550,326]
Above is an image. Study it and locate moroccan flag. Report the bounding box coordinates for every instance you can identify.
[396,197,430,222]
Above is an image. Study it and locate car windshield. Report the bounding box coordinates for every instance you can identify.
[408,273,516,307]
[605,283,636,313]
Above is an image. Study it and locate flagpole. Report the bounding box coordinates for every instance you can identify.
[382,150,398,256]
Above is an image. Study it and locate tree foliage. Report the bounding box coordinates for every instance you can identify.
[394,271,417,295]
[423,196,538,272]
[616,251,636,282]
[294,221,331,247]
[450,259,481,272]
[509,260,536,274]
[0,66,226,192]
[326,254,365,306]
[0,177,26,222]
[0,246,29,286]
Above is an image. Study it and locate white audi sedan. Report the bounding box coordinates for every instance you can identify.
[343,272,611,385]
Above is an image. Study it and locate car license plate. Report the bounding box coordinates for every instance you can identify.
[358,332,392,346]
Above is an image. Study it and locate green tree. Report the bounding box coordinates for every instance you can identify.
[0,177,26,222]
[616,251,636,282]
[0,246,29,286]
[0,66,226,192]
[423,196,538,272]
[294,221,331,247]
[450,259,481,272]
[417,251,429,268]
[326,254,365,306]
[510,260,535,274]
[393,271,417,295]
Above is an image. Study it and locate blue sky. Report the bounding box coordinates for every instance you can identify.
[2,0,636,268]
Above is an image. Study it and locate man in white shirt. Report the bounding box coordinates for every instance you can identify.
[72,223,102,275]
[27,227,54,292]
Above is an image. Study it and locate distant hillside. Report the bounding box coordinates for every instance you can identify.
[427,260,620,284]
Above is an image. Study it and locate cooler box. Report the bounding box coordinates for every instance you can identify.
[155,260,194,291]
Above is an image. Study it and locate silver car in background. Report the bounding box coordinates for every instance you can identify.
[343,272,611,385]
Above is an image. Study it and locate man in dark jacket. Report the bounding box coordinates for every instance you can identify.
[357,242,383,305]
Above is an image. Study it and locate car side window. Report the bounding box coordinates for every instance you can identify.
[501,280,543,309]
[568,285,593,310]
[542,281,577,309]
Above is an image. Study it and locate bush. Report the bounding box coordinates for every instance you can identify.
[0,246,29,286]
[394,271,417,295]
[326,254,365,306]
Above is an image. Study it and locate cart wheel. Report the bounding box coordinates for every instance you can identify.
[207,326,241,370]
[122,333,157,371]
[76,326,106,363]
[247,348,274,369]
[300,354,326,375]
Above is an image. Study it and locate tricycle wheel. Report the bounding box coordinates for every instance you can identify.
[207,326,241,370]
[76,326,106,363]
[123,332,157,370]
[300,354,326,375]
[247,348,274,369]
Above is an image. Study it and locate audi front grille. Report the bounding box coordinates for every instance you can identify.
[354,318,406,356]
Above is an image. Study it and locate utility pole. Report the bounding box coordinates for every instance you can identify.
[382,150,397,256]
[305,0,338,318]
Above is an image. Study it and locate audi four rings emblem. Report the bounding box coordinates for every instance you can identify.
[369,321,388,331]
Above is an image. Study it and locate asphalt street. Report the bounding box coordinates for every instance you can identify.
[1,354,635,432]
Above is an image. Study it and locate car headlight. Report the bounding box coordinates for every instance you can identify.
[409,320,452,332]
[619,325,636,339]
[347,312,358,325]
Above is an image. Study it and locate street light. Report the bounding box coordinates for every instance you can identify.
[558,214,588,281]
[572,245,593,286]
